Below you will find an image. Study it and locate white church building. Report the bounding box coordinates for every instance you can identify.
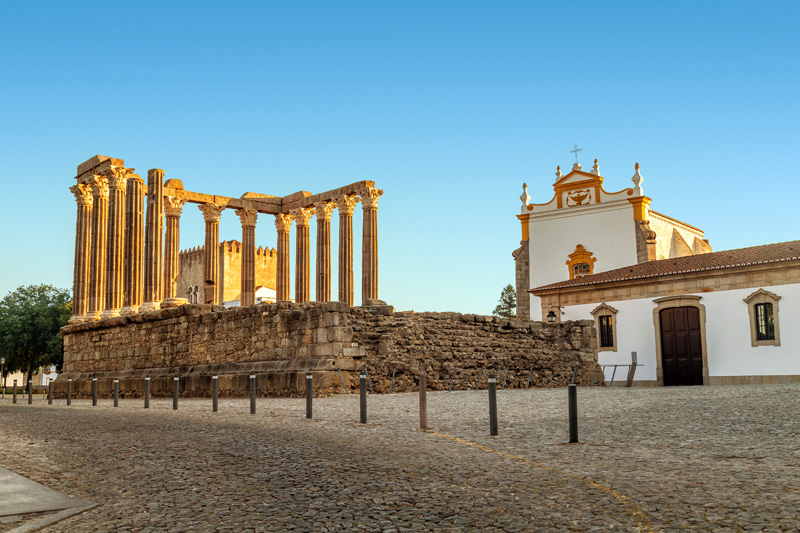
[515,157,800,386]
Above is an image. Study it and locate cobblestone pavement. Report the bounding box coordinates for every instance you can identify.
[1,384,798,532]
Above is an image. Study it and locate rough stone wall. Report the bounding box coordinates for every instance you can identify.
[647,211,710,260]
[55,302,597,398]
[513,239,531,320]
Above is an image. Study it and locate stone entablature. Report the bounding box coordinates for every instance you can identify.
[55,303,597,397]
[69,155,384,324]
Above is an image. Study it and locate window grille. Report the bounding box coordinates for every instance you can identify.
[755,303,775,341]
[599,315,614,348]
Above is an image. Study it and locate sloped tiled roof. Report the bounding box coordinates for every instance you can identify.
[531,240,800,292]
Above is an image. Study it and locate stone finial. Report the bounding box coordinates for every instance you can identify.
[591,158,600,176]
[199,203,225,223]
[315,201,337,221]
[520,183,531,207]
[235,207,258,228]
[631,162,644,196]
[290,207,314,226]
[572,161,582,171]
[274,213,294,232]
[164,196,187,217]
[555,166,563,180]
[335,194,360,215]
[361,187,383,209]
[70,183,93,206]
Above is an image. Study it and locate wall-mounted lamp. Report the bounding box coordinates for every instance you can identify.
[546,310,557,322]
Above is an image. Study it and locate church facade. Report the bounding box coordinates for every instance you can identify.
[515,157,800,385]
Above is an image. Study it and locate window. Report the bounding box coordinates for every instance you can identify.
[566,245,597,280]
[599,315,614,347]
[744,289,781,347]
[591,303,618,352]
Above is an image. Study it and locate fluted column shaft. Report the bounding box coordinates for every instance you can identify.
[121,175,145,315]
[236,208,258,306]
[69,183,93,323]
[275,214,294,302]
[292,208,313,303]
[361,188,383,303]
[162,197,188,308]
[315,202,336,302]
[199,203,225,305]
[86,176,109,321]
[142,169,165,311]
[336,195,359,306]
[102,169,129,318]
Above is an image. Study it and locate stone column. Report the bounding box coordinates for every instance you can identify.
[141,169,165,312]
[86,176,109,321]
[68,183,93,324]
[315,201,336,302]
[274,214,294,302]
[162,196,188,308]
[199,203,225,305]
[361,188,383,303]
[335,194,359,306]
[101,168,130,318]
[236,208,258,306]
[291,207,313,303]
[121,174,145,315]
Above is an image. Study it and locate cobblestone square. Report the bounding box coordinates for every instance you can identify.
[1,384,798,531]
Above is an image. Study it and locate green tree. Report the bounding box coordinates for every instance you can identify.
[0,285,71,384]
[493,284,516,318]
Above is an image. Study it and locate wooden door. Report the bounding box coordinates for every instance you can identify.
[660,307,704,386]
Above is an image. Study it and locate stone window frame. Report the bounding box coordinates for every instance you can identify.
[743,289,781,347]
[652,295,709,387]
[591,303,618,352]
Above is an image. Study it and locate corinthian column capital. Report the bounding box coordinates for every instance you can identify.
[70,183,93,206]
[235,208,258,228]
[275,213,294,232]
[164,196,187,217]
[360,188,383,209]
[199,203,225,222]
[290,207,314,227]
[88,175,110,198]
[315,201,337,221]
[105,167,135,190]
[335,194,359,215]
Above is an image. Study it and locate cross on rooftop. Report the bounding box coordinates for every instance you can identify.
[570,144,582,163]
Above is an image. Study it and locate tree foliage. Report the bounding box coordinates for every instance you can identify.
[493,284,516,318]
[0,285,71,382]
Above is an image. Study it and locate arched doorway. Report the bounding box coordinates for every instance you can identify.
[653,295,709,386]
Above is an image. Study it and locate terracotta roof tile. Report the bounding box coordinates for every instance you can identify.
[531,240,800,293]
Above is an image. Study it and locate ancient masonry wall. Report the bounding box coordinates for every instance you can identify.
[55,302,598,398]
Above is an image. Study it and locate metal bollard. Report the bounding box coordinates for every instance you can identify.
[48,381,53,405]
[92,378,97,406]
[250,375,256,414]
[568,384,578,443]
[476,366,484,391]
[67,378,72,406]
[488,375,498,436]
[359,373,367,424]
[28,381,32,404]
[13,380,17,404]
[114,379,119,407]
[173,377,179,410]
[212,375,218,413]
[144,377,150,409]
[419,372,427,430]
[306,373,313,419]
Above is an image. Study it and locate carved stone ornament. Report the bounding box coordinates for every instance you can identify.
[198,203,225,223]
[164,196,188,217]
[315,201,337,221]
[335,194,360,215]
[235,208,258,227]
[360,188,383,209]
[88,175,109,198]
[274,213,295,232]
[105,166,134,190]
[289,207,314,226]
[70,183,93,206]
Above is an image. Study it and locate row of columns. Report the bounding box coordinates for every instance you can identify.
[70,166,382,324]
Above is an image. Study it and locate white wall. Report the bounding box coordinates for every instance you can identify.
[527,201,638,317]
[560,282,800,382]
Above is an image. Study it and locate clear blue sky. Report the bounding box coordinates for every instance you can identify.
[1,1,798,313]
